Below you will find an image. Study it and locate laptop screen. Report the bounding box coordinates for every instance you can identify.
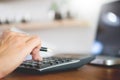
[92,1,120,57]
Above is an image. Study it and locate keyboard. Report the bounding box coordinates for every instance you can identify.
[17,55,95,73]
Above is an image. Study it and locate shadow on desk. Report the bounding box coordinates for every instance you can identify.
[2,64,120,80]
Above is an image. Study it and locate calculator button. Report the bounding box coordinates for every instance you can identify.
[19,57,80,70]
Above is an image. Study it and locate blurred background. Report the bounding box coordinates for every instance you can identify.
[0,0,116,57]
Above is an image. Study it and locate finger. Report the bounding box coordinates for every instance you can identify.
[2,30,28,37]
[6,31,30,42]
[13,34,31,42]
[31,45,41,55]
[31,48,42,61]
[24,36,41,55]
[0,31,16,45]
[2,33,29,44]
[1,30,25,42]
[31,45,42,61]
[1,30,14,39]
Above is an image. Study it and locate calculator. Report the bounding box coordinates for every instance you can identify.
[17,54,95,73]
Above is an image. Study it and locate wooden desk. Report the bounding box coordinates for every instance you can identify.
[2,65,120,80]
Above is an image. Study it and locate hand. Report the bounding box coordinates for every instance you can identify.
[0,30,42,78]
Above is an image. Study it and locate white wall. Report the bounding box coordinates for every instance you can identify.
[0,0,115,22]
[0,0,54,22]
[0,0,116,55]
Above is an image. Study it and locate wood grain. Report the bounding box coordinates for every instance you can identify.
[2,65,120,80]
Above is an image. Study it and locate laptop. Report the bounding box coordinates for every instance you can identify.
[91,1,120,66]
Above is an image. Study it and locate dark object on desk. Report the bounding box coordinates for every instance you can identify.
[54,11,62,20]
[17,54,95,73]
[91,1,120,66]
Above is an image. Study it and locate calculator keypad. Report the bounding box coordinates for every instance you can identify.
[19,57,78,69]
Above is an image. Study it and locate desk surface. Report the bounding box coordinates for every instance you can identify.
[2,65,120,80]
